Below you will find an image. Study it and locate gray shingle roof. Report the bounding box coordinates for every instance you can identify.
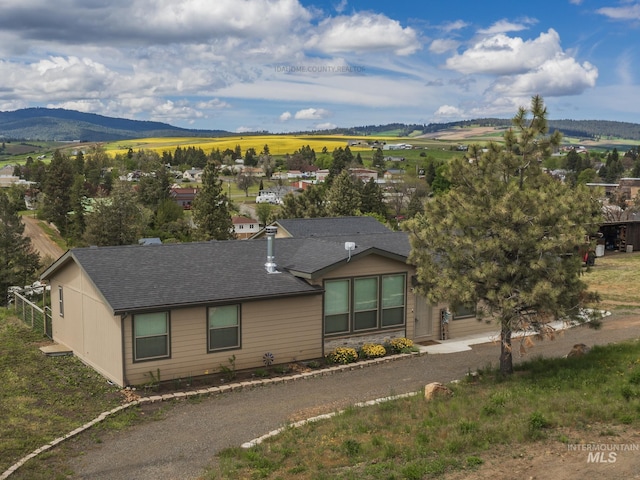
[43,229,411,315]
[275,216,393,238]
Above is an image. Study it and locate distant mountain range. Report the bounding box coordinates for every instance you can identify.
[1,107,640,142]
[0,108,234,142]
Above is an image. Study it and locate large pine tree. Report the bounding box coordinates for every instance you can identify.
[0,192,40,305]
[406,96,603,375]
[191,161,234,240]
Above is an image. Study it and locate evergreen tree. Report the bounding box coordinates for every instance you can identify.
[279,185,327,219]
[191,161,234,240]
[245,147,257,167]
[84,181,148,246]
[137,166,171,210]
[42,150,74,235]
[68,174,89,244]
[406,96,602,375]
[372,148,385,171]
[0,192,40,305]
[361,178,387,217]
[325,170,362,217]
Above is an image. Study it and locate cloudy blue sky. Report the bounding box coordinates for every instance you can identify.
[0,0,638,132]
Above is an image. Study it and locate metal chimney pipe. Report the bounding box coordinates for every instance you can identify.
[265,226,278,273]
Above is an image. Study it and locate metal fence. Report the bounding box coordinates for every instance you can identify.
[13,291,52,339]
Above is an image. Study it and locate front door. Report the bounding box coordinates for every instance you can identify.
[413,294,433,340]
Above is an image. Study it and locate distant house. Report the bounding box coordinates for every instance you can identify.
[170,187,198,210]
[349,168,378,182]
[40,217,495,387]
[182,168,203,183]
[384,143,412,150]
[232,216,260,239]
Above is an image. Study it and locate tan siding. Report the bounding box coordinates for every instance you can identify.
[50,263,124,386]
[124,295,323,386]
[448,316,496,338]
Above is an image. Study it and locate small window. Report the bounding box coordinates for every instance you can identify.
[133,312,170,361]
[208,305,240,351]
[58,286,64,317]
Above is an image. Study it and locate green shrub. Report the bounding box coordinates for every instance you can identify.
[360,343,386,359]
[326,347,359,365]
[386,337,414,354]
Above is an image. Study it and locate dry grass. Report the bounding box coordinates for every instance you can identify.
[584,251,640,307]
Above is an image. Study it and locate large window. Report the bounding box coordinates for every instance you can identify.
[208,305,240,351]
[324,280,350,334]
[324,273,406,335]
[354,277,378,330]
[381,274,405,327]
[133,312,170,361]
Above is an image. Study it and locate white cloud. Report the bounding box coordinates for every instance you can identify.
[306,13,421,55]
[478,18,537,35]
[429,39,460,54]
[440,20,469,33]
[489,56,598,97]
[294,108,330,120]
[445,29,564,76]
[279,111,292,121]
[334,0,348,14]
[596,3,640,20]
[433,105,466,118]
[314,122,337,130]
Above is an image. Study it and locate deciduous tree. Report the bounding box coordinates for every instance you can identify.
[406,96,603,375]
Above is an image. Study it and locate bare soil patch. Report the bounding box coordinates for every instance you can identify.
[443,426,640,480]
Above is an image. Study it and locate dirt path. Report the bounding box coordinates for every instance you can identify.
[21,215,65,262]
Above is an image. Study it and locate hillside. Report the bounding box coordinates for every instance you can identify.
[2,107,640,143]
[328,118,640,141]
[0,108,234,142]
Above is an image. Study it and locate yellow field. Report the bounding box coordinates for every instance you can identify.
[105,134,395,157]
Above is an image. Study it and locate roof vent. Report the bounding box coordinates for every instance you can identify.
[265,226,279,274]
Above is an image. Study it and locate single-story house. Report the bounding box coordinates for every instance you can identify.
[40,217,494,387]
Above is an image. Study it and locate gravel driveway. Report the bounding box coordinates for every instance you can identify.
[67,312,640,480]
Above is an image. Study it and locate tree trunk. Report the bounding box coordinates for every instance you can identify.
[500,321,514,375]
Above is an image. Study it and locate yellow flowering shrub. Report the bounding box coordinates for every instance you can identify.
[360,343,387,359]
[387,337,414,354]
[326,347,359,365]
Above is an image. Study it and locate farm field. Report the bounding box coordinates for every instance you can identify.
[106,134,381,157]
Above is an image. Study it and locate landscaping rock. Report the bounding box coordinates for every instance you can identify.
[424,382,453,400]
[567,343,590,357]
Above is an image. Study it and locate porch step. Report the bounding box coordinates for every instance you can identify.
[40,344,73,356]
